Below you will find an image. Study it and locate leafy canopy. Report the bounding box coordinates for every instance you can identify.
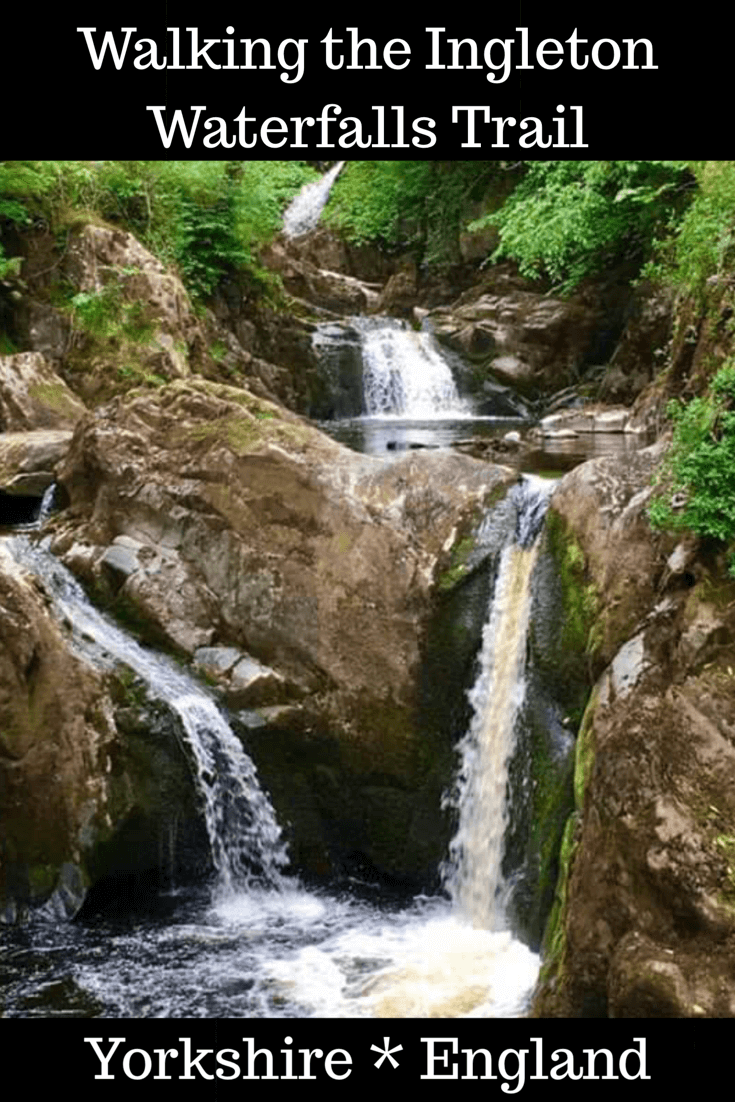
[646,161,735,298]
[469,161,693,292]
[0,160,317,300]
[324,161,503,263]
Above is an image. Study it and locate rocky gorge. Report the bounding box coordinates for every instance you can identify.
[2,169,735,1019]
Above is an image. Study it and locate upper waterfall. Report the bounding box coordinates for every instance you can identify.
[355,316,471,419]
[283,161,345,238]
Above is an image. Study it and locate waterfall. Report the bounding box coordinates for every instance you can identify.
[283,161,345,238]
[442,476,554,930]
[3,482,559,1018]
[5,536,289,897]
[356,316,470,418]
[34,483,58,528]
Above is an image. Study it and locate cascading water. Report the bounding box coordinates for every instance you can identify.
[283,161,345,238]
[4,536,288,896]
[441,477,555,931]
[2,478,557,1018]
[357,316,470,419]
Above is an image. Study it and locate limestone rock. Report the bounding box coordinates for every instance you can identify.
[62,224,196,387]
[260,240,371,313]
[430,288,605,395]
[537,446,735,1017]
[0,352,86,431]
[374,264,418,318]
[49,378,513,879]
[540,407,631,436]
[0,430,73,496]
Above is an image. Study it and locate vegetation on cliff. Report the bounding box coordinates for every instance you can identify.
[0,160,317,305]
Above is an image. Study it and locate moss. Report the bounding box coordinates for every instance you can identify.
[436,512,486,594]
[574,685,599,812]
[28,382,81,417]
[27,863,57,900]
[109,666,149,709]
[186,407,312,457]
[437,537,475,592]
[537,811,579,992]
[544,509,601,662]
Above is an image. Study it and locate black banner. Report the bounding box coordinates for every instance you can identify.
[4,1,723,157]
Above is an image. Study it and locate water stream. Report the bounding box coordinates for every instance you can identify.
[283,162,345,239]
[5,536,289,897]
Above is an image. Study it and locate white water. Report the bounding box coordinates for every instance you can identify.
[283,162,345,238]
[357,316,471,419]
[3,480,550,1017]
[6,536,289,896]
[441,478,555,929]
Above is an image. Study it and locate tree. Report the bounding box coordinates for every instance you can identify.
[325,161,505,264]
[469,160,694,292]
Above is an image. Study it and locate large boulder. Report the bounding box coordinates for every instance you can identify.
[0,430,73,497]
[0,352,86,432]
[536,446,735,1017]
[48,378,514,882]
[430,287,608,397]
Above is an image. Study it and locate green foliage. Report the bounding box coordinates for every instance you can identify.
[326,161,501,263]
[649,364,735,561]
[0,247,22,280]
[69,268,154,343]
[0,162,54,279]
[470,161,693,292]
[650,162,735,297]
[106,160,317,300]
[0,159,317,303]
[173,193,249,300]
[325,162,433,247]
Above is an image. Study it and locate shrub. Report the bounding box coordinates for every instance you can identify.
[649,364,735,569]
[664,162,735,298]
[470,160,693,293]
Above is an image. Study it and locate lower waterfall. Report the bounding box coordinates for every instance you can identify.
[2,477,558,1018]
[441,478,554,931]
[5,536,289,898]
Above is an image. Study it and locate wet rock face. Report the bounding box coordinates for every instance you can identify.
[548,444,664,671]
[430,289,607,397]
[537,447,735,1017]
[48,378,513,881]
[0,545,207,921]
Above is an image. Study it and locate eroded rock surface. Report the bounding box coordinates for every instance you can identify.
[47,378,514,881]
[537,448,735,1017]
[430,288,606,397]
[0,352,86,432]
[0,543,208,921]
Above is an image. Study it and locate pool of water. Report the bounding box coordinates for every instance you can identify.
[0,882,539,1019]
[319,415,650,471]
